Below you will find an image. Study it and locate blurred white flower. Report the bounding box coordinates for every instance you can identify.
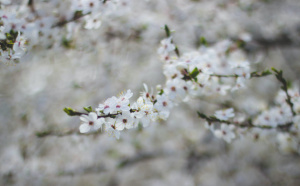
[214,108,235,121]
[85,13,102,29]
[214,124,236,143]
[157,37,175,56]
[105,122,121,139]
[98,96,118,114]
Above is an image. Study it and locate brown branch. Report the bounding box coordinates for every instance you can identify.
[58,164,106,176]
[197,111,293,131]
[52,11,91,28]
[35,128,103,138]
[117,150,174,168]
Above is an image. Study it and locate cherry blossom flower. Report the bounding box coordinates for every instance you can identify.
[157,37,175,56]
[154,94,173,112]
[98,96,118,114]
[115,111,135,130]
[105,122,121,139]
[85,13,102,29]
[214,124,236,143]
[79,112,105,133]
[214,108,235,121]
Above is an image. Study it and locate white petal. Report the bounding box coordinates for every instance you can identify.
[79,124,91,133]
[142,118,150,127]
[94,122,102,130]
[115,122,125,131]
[89,112,97,121]
[80,115,89,122]
[114,130,120,139]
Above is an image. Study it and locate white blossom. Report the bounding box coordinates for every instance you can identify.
[79,112,105,133]
[214,108,235,121]
[214,124,236,143]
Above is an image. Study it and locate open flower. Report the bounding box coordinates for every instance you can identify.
[154,94,173,111]
[98,96,118,114]
[79,112,105,133]
[157,37,175,56]
[105,122,121,139]
[115,111,134,130]
[214,124,236,143]
[214,108,235,121]
[115,89,132,112]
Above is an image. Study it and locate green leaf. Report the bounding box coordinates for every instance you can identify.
[261,69,272,76]
[287,81,292,89]
[200,36,207,46]
[61,37,73,48]
[189,67,199,79]
[175,46,180,57]
[64,107,77,116]
[271,67,278,73]
[83,106,93,113]
[158,89,164,95]
[164,24,171,37]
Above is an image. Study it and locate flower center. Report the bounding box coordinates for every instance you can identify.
[89,121,94,126]
[163,101,168,107]
[123,119,127,124]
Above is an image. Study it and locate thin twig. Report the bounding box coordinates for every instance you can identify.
[52,12,91,28]
[272,68,296,116]
[197,111,293,131]
[35,129,102,138]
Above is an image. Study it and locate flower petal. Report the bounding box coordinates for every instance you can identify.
[79,124,91,133]
[89,112,97,121]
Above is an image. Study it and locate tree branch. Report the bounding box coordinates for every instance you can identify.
[197,111,293,131]
[52,11,90,28]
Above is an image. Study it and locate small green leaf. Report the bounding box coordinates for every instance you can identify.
[64,107,76,116]
[271,67,278,73]
[175,46,180,57]
[261,69,272,76]
[164,24,171,37]
[61,37,73,48]
[83,106,93,113]
[190,67,199,79]
[158,89,164,95]
[287,81,292,89]
[200,36,207,46]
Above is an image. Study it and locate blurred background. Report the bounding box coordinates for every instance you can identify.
[1,0,300,185]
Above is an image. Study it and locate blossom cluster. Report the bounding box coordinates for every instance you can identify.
[66,30,300,154]
[77,86,173,139]
[0,0,127,62]
[202,86,300,153]
[70,33,256,139]
[158,37,253,100]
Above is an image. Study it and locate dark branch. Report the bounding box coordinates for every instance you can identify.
[35,129,103,138]
[197,111,293,131]
[52,11,90,28]
[272,68,296,116]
